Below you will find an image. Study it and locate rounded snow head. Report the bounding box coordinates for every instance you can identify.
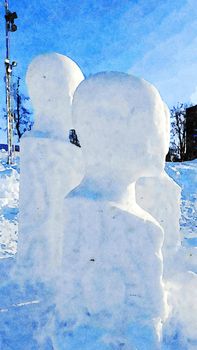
[26,53,84,139]
[72,72,170,182]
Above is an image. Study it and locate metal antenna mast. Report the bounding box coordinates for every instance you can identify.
[4,0,17,164]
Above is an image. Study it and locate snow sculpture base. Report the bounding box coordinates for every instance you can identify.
[17,134,84,281]
[57,194,165,349]
[136,171,182,276]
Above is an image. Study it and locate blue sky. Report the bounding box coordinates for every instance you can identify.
[0,0,197,140]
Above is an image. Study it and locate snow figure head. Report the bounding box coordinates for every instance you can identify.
[26,53,84,138]
[72,72,170,187]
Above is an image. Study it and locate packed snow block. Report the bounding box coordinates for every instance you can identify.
[17,136,84,279]
[17,53,85,281]
[135,101,183,277]
[136,172,182,276]
[162,270,197,349]
[58,72,169,348]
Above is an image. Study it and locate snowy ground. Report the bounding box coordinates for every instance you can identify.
[165,160,197,248]
[0,151,19,258]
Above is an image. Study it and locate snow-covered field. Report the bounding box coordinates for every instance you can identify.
[166,160,197,248]
[0,151,19,258]
[0,150,196,349]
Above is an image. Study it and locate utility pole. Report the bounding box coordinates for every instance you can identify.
[4,0,17,164]
[14,76,22,140]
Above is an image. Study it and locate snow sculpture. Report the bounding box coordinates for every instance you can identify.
[136,103,182,277]
[134,103,197,347]
[57,72,168,349]
[17,53,84,281]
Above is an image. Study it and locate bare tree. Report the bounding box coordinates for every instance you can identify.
[12,77,33,141]
[170,103,188,161]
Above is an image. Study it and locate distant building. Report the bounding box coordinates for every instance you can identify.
[0,144,20,152]
[186,105,197,160]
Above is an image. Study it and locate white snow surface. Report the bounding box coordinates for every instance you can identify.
[0,70,196,349]
[73,72,170,181]
[17,138,84,280]
[0,151,19,258]
[26,52,84,138]
[136,172,182,277]
[136,167,197,349]
[0,157,196,349]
